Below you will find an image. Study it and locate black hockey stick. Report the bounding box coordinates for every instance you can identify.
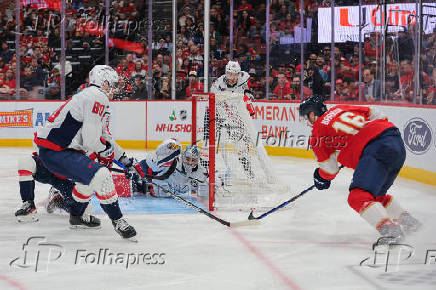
[248,166,345,220]
[248,185,316,220]
[110,162,258,228]
[148,181,259,228]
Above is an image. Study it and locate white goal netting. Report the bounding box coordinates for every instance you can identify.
[192,92,290,211]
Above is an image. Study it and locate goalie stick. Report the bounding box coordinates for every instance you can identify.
[111,161,259,228]
[248,166,345,220]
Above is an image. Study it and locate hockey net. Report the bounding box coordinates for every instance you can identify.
[192,92,288,211]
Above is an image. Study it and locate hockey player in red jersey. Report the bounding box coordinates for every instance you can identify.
[299,95,421,245]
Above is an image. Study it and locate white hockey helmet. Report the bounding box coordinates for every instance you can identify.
[225,60,241,74]
[89,65,119,88]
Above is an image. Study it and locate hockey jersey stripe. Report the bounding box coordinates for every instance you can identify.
[34,133,64,151]
[18,170,33,176]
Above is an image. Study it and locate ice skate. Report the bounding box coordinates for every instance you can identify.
[373,223,404,249]
[399,212,422,235]
[69,213,101,229]
[46,187,67,213]
[112,218,137,242]
[15,201,38,222]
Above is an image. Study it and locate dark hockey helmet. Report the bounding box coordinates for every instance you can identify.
[299,95,328,121]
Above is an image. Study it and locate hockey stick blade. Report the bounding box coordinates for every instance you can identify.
[248,166,345,220]
[248,185,316,220]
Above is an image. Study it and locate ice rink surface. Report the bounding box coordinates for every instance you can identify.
[0,147,435,290]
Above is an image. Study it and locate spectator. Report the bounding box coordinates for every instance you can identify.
[116,58,132,79]
[392,60,414,102]
[4,69,16,90]
[156,76,170,99]
[0,71,14,97]
[29,58,45,85]
[131,75,148,100]
[289,76,312,100]
[238,0,253,12]
[131,60,146,81]
[273,73,291,99]
[305,66,324,96]
[113,76,132,100]
[20,66,43,98]
[45,67,61,100]
[156,54,170,75]
[363,69,381,102]
[185,70,204,99]
[0,42,13,64]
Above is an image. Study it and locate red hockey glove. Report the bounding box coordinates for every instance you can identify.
[243,89,256,118]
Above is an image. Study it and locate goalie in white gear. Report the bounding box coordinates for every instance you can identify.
[128,140,208,198]
[34,65,136,240]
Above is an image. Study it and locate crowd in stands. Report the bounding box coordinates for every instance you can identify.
[0,0,434,105]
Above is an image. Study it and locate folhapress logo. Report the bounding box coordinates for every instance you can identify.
[403,118,433,155]
[10,236,64,272]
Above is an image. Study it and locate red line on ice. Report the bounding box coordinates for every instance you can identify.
[229,229,301,290]
[0,274,27,290]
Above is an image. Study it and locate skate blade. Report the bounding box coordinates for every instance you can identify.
[70,225,102,230]
[125,236,138,243]
[16,213,39,223]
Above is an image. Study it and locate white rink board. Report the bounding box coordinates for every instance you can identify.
[146,101,192,141]
[1,100,435,173]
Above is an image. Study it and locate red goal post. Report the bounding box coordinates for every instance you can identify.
[192,92,215,211]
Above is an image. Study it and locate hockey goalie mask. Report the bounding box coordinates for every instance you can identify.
[182,145,200,172]
[89,65,119,97]
[225,61,241,86]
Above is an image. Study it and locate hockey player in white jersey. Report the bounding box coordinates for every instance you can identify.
[128,139,208,198]
[33,65,137,240]
[210,60,256,116]
[209,60,276,184]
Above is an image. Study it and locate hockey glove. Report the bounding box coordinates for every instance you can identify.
[121,157,146,180]
[313,168,331,190]
[243,89,256,117]
[97,138,115,167]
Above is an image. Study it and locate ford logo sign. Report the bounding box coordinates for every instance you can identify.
[403,118,433,155]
